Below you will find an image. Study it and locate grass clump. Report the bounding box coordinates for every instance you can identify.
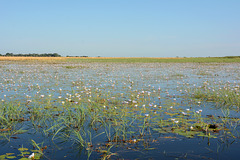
[189,82,240,110]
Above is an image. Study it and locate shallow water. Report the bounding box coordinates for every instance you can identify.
[0,62,239,159]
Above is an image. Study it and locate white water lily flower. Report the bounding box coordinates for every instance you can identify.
[28,153,34,159]
[123,101,128,104]
[182,112,187,115]
[132,100,137,103]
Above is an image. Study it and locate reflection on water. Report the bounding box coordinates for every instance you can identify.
[0,62,239,159]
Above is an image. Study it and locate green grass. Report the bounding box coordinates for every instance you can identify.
[65,57,240,63]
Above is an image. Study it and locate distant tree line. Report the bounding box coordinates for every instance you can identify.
[0,53,61,57]
[66,55,88,57]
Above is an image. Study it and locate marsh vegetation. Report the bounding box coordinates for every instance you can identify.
[0,57,239,159]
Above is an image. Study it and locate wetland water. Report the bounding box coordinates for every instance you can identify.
[0,62,239,160]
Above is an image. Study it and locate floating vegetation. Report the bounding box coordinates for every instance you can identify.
[0,60,239,159]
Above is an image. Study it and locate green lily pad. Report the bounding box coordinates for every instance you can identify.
[6,156,16,159]
[18,158,29,160]
[18,148,28,152]
[0,155,6,159]
[5,153,14,156]
[21,152,30,155]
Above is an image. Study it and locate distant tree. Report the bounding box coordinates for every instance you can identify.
[6,53,13,56]
[2,53,61,57]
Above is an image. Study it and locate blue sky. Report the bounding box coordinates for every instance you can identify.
[1,0,239,57]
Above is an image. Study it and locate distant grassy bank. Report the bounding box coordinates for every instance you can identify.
[0,56,240,63]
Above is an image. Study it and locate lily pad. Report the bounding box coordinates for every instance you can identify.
[18,148,28,152]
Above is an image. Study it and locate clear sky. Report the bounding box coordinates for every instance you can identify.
[1,0,239,57]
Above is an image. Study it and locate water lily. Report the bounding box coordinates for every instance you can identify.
[28,153,34,159]
[182,112,187,115]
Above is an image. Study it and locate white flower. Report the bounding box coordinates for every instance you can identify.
[182,112,187,115]
[171,118,175,121]
[196,111,199,114]
[132,100,137,104]
[145,114,149,117]
[190,126,194,130]
[174,121,179,124]
[28,153,34,159]
[186,109,190,111]
[198,109,202,113]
